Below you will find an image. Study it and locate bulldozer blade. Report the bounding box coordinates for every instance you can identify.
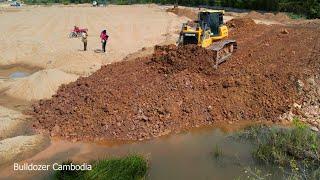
[207,39,237,68]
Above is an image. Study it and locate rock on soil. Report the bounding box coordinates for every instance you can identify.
[30,18,320,142]
[281,75,320,130]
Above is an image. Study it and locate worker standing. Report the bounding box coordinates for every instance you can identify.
[100,30,108,53]
[81,31,88,51]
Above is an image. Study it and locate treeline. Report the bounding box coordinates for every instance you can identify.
[23,0,320,18]
[219,0,320,18]
[111,0,320,18]
[24,0,93,4]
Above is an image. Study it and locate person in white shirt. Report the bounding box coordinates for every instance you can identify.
[81,32,88,51]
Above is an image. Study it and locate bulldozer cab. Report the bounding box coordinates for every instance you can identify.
[199,11,224,36]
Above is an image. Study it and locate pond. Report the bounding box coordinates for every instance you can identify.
[0,124,282,179]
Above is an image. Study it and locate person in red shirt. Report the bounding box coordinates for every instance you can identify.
[100,30,109,53]
[74,26,80,33]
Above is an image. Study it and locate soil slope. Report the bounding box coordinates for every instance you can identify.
[30,19,320,141]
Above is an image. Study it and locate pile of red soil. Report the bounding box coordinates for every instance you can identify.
[166,7,197,20]
[226,18,256,29]
[30,18,320,142]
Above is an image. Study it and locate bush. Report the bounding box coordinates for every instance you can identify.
[253,119,319,165]
[286,12,306,19]
[53,155,148,180]
[236,119,320,179]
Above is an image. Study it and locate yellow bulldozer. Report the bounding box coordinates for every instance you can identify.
[178,10,237,68]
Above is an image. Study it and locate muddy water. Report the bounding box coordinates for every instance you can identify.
[0,124,281,180]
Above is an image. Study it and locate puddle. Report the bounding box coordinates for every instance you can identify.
[8,71,30,78]
[0,125,282,179]
[0,65,41,79]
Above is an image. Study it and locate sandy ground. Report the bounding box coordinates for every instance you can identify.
[0,106,29,140]
[0,5,183,69]
[0,4,187,102]
[0,4,186,70]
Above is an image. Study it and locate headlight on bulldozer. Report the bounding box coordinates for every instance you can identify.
[184,33,196,36]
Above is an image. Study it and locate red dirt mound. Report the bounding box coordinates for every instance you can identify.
[166,7,197,20]
[30,19,320,142]
[226,18,256,29]
[151,44,217,74]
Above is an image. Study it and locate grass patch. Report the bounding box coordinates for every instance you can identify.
[286,12,307,19]
[53,155,148,180]
[235,119,320,179]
